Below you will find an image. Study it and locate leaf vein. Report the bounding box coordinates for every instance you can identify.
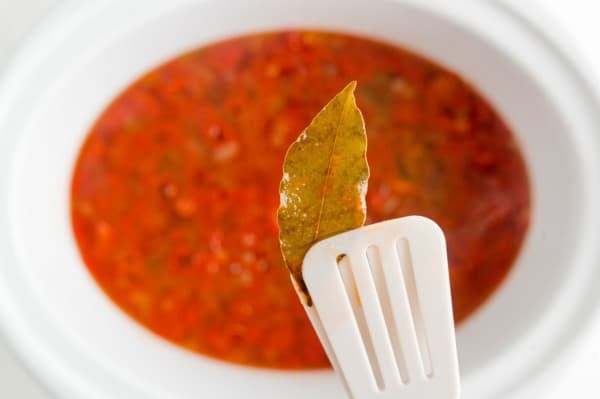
[312,92,353,240]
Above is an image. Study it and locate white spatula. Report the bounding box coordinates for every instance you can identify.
[295,216,460,399]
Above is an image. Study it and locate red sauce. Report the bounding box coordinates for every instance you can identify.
[71,31,530,369]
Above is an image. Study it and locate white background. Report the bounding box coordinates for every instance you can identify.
[0,1,599,398]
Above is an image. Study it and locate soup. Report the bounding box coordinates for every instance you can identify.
[71,31,530,369]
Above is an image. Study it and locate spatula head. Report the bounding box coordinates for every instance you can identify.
[300,216,460,399]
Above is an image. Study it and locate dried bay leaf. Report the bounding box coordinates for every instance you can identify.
[277,81,370,298]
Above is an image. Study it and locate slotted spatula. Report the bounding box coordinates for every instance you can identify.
[295,216,460,399]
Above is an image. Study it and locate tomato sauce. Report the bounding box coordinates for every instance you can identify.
[71,31,530,369]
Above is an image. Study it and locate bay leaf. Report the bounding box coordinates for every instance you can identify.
[277,81,370,298]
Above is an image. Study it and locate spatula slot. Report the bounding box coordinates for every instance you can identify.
[396,238,434,378]
[337,253,385,391]
[366,245,411,384]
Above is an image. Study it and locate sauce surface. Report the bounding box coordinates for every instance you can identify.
[71,31,530,369]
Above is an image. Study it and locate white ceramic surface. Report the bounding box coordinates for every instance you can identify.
[1,1,600,399]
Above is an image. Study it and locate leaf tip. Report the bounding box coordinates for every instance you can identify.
[345,80,357,93]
